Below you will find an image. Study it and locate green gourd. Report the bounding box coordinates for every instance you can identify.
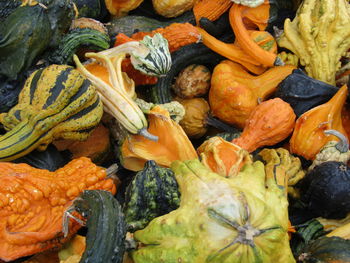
[0,64,103,161]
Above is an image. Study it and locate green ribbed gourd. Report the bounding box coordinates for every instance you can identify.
[124,160,180,232]
[0,64,103,161]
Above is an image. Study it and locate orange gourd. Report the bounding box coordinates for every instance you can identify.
[209,60,295,128]
[197,136,252,178]
[120,106,198,171]
[0,157,116,262]
[232,98,296,152]
[290,85,349,160]
[193,0,233,25]
[104,0,144,17]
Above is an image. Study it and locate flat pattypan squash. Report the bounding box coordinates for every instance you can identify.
[132,159,295,263]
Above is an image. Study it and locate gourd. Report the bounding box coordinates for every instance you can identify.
[124,160,180,232]
[0,4,52,79]
[209,60,295,128]
[299,161,350,219]
[132,159,295,263]
[13,144,69,172]
[0,0,21,21]
[176,97,210,138]
[298,236,350,263]
[49,27,110,65]
[0,64,103,161]
[232,98,296,152]
[256,148,305,198]
[289,85,348,160]
[0,157,116,262]
[120,106,197,171]
[73,0,107,19]
[152,0,196,18]
[172,64,211,99]
[275,69,339,117]
[277,0,350,85]
[72,190,126,263]
[193,0,232,24]
[197,136,252,178]
[104,0,144,17]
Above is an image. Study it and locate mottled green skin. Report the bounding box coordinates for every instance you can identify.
[124,160,180,232]
[0,5,52,79]
[132,159,295,263]
[74,190,126,263]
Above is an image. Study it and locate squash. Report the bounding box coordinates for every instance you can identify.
[176,97,210,138]
[0,0,21,21]
[197,136,252,178]
[152,0,196,18]
[193,0,232,25]
[53,124,111,165]
[232,98,296,152]
[275,69,339,117]
[104,0,144,17]
[172,64,211,99]
[120,106,197,171]
[58,235,86,263]
[0,64,103,161]
[277,0,350,85]
[132,159,295,263]
[13,144,69,172]
[209,61,295,128]
[299,161,350,219]
[0,157,116,262]
[298,236,350,263]
[289,85,348,160]
[49,27,110,65]
[72,190,126,263]
[0,4,52,79]
[73,0,107,19]
[124,160,180,232]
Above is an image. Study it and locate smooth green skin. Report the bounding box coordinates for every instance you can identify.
[132,159,295,263]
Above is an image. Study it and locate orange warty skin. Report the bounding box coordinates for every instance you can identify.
[0,157,116,262]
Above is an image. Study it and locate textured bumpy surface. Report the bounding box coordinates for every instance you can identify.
[0,64,103,161]
[0,157,116,261]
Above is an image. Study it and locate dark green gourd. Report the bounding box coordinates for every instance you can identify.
[74,190,126,263]
[275,69,339,117]
[0,0,21,21]
[299,161,350,219]
[0,4,52,79]
[73,0,107,20]
[124,160,181,232]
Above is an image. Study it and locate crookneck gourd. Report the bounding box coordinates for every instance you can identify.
[0,64,103,161]
[0,157,116,262]
[277,0,350,85]
[132,159,295,263]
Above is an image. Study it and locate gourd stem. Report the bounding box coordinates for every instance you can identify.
[206,116,241,133]
[324,129,349,153]
[138,128,158,142]
[106,163,119,177]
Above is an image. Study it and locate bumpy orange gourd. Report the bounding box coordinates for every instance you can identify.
[209,60,295,128]
[193,0,233,25]
[290,85,349,160]
[120,106,198,171]
[197,136,252,178]
[0,157,116,262]
[232,98,296,152]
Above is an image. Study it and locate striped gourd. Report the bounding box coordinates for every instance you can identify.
[0,64,103,161]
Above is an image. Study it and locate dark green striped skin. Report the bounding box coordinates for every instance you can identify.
[49,28,110,65]
[124,160,180,232]
[74,190,126,263]
[0,64,103,161]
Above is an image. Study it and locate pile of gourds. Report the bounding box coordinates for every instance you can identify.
[1,0,350,262]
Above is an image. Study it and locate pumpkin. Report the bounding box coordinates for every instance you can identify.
[123,160,180,232]
[232,98,296,152]
[176,97,210,138]
[197,136,252,178]
[132,159,295,263]
[0,64,103,161]
[277,0,350,85]
[289,85,348,160]
[209,60,295,128]
[0,157,116,261]
[72,190,126,263]
[120,106,197,171]
[172,64,211,99]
